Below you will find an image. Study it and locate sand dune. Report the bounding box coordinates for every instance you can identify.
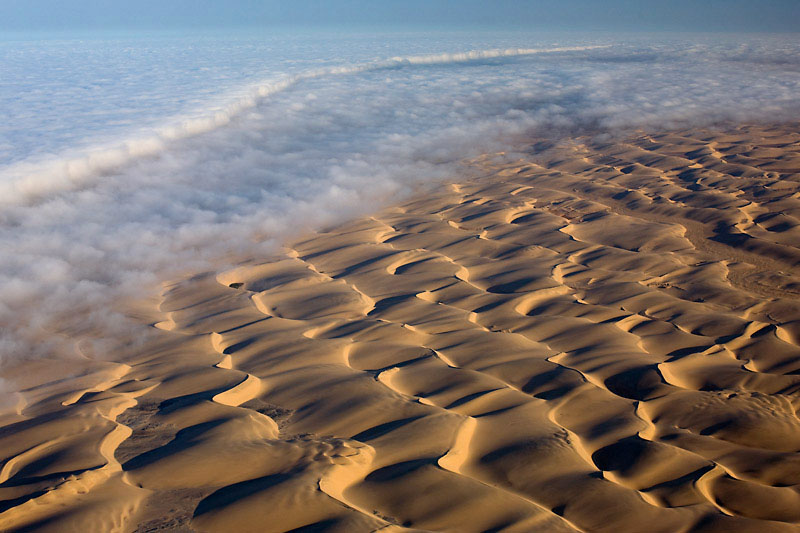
[2,123,800,531]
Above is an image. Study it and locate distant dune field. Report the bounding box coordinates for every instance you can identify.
[2,123,800,532]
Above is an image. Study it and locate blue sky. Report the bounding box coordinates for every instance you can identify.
[1,0,798,33]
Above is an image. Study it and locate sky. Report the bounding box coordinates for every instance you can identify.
[1,0,799,33]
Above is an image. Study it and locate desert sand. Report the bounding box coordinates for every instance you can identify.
[2,123,800,532]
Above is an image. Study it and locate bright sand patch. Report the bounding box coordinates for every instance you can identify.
[2,123,800,532]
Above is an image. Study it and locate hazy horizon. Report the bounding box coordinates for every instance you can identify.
[1,0,799,33]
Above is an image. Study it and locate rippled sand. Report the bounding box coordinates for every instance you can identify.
[2,123,800,532]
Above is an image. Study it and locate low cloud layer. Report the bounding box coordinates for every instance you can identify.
[1,32,800,366]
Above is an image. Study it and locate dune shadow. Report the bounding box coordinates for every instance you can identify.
[351,416,425,442]
[193,472,296,517]
[122,419,227,471]
[487,277,539,294]
[591,435,649,473]
[364,458,434,482]
[603,365,664,400]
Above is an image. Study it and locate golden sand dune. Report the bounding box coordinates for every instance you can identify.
[2,123,800,532]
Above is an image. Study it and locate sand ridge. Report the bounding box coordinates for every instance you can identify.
[1,123,800,531]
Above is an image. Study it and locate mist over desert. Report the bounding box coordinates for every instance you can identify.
[2,2,800,532]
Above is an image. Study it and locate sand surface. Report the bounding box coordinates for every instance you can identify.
[2,123,800,532]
